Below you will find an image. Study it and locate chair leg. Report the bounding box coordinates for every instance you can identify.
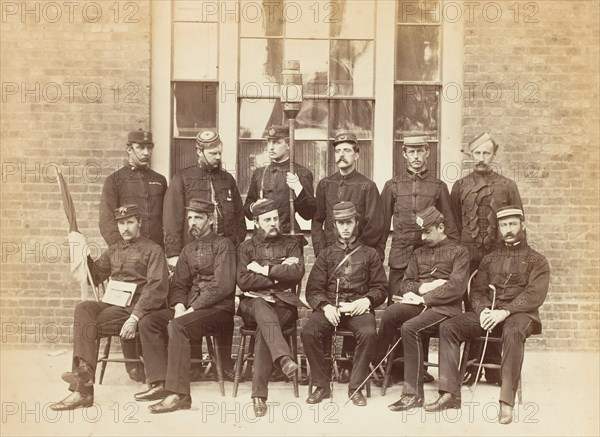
[207,336,225,397]
[288,329,299,398]
[243,336,255,382]
[381,342,396,396]
[232,333,247,397]
[459,341,471,384]
[366,379,371,398]
[98,336,111,385]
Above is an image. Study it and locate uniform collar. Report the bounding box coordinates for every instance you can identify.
[252,228,283,244]
[338,169,358,180]
[407,166,428,179]
[336,236,359,252]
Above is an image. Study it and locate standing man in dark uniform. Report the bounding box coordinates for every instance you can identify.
[244,125,316,238]
[311,132,384,259]
[99,130,167,249]
[135,199,237,414]
[379,135,459,302]
[98,130,167,381]
[237,199,306,417]
[426,206,550,425]
[164,128,246,269]
[50,204,168,411]
[302,202,387,407]
[374,206,469,412]
[451,132,524,383]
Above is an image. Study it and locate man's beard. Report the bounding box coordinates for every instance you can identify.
[257,227,280,240]
[474,162,490,173]
[188,225,209,239]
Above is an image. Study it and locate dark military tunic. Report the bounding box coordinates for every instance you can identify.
[244,160,316,235]
[379,167,459,270]
[99,166,167,248]
[163,163,246,257]
[311,170,384,258]
[451,169,523,270]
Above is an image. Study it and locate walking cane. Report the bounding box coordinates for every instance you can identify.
[329,278,341,401]
[470,284,496,396]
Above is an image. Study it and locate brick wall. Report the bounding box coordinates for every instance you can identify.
[1,1,598,351]
[1,0,152,346]
[462,0,600,349]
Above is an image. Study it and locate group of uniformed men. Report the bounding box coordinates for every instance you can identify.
[50,126,549,425]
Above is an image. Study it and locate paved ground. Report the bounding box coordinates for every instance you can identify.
[1,349,598,436]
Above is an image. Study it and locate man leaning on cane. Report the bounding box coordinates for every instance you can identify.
[301,202,387,407]
[426,205,550,424]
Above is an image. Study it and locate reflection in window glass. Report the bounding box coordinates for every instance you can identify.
[239,99,283,139]
[285,0,329,39]
[330,40,373,97]
[396,26,440,82]
[330,0,375,39]
[239,39,283,98]
[239,0,284,37]
[394,85,439,137]
[285,39,329,95]
[330,100,373,139]
[397,1,441,24]
[292,100,328,139]
[173,82,218,137]
[173,23,218,79]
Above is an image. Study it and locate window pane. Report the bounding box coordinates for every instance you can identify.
[290,100,328,140]
[396,25,440,82]
[240,0,284,37]
[330,40,373,97]
[397,1,441,24]
[173,0,219,22]
[330,0,374,39]
[173,82,218,137]
[172,138,198,175]
[237,139,270,196]
[329,100,373,139]
[239,98,283,139]
[173,23,218,79]
[285,0,329,39]
[394,85,440,137]
[285,39,329,95]
[239,39,283,97]
[354,140,373,180]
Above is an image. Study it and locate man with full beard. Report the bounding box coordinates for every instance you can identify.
[236,199,306,417]
[134,198,236,414]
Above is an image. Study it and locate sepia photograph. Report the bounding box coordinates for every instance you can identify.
[1,0,598,435]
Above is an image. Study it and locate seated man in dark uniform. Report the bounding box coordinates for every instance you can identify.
[50,204,169,411]
[134,198,236,414]
[374,206,469,412]
[301,202,387,407]
[426,206,550,425]
[237,199,306,417]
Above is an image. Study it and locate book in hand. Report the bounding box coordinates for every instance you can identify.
[101,279,137,307]
[392,294,423,306]
[241,291,276,303]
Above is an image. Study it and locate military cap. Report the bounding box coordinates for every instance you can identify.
[416,205,443,229]
[127,129,153,145]
[332,201,358,220]
[185,198,215,214]
[403,135,430,148]
[252,198,278,218]
[195,129,222,150]
[496,205,524,220]
[332,131,358,146]
[113,204,140,220]
[468,132,494,151]
[264,125,289,140]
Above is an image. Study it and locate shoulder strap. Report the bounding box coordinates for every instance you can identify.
[332,246,361,274]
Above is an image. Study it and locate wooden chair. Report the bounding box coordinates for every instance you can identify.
[96,332,144,385]
[190,334,227,396]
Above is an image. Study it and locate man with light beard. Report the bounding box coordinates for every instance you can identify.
[426,206,549,425]
[236,199,306,417]
[374,206,469,412]
[50,204,168,411]
[134,198,236,414]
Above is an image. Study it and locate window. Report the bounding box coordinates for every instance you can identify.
[394,0,442,176]
[237,0,376,196]
[171,0,219,175]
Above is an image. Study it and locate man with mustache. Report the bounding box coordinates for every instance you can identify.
[135,198,237,414]
[244,125,316,241]
[426,206,549,425]
[99,130,168,381]
[311,131,384,259]
[302,202,387,407]
[50,204,169,411]
[374,206,469,412]
[450,133,524,384]
[236,199,306,417]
